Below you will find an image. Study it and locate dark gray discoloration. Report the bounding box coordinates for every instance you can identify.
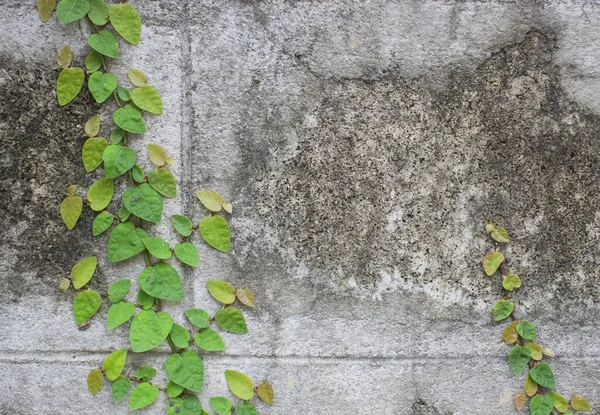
[239,31,600,312]
[0,59,102,301]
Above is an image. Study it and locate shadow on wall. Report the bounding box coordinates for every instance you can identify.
[237,29,600,312]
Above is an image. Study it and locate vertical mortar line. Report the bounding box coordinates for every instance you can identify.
[180,0,195,304]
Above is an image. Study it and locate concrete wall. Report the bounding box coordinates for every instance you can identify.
[1,1,600,414]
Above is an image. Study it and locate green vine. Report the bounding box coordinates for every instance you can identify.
[40,0,274,413]
[484,222,591,415]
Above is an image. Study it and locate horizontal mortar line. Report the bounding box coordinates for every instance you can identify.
[1,350,600,365]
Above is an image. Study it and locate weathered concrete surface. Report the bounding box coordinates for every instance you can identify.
[1,1,600,414]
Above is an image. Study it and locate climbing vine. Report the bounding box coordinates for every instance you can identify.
[39,0,273,413]
[484,222,591,415]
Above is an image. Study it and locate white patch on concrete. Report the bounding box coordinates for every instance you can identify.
[385,207,403,233]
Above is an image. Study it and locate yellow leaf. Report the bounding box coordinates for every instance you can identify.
[128,68,147,87]
[525,373,538,397]
[196,190,223,212]
[222,201,232,214]
[483,251,504,276]
[542,347,556,358]
[166,156,175,165]
[85,114,101,137]
[37,0,56,22]
[66,184,77,197]
[571,395,591,411]
[87,368,103,395]
[60,196,82,230]
[515,392,527,410]
[59,278,70,291]
[524,343,543,360]
[257,381,274,405]
[501,321,519,345]
[56,45,71,69]
[236,286,255,308]
[147,143,167,166]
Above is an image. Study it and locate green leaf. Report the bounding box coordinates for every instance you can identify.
[130,309,173,353]
[87,177,114,211]
[87,368,102,395]
[56,45,72,69]
[530,395,554,415]
[169,323,191,349]
[148,168,177,198]
[82,137,108,172]
[88,71,118,103]
[483,251,504,276]
[548,392,568,413]
[508,346,531,375]
[196,190,223,212]
[110,127,125,144]
[132,165,145,183]
[57,67,84,106]
[88,30,119,59]
[118,206,131,222]
[207,280,236,304]
[236,286,256,308]
[194,329,225,352]
[57,0,90,24]
[92,211,114,236]
[168,395,203,415]
[235,402,258,415]
[135,366,156,381]
[138,262,184,301]
[490,227,510,243]
[108,4,142,45]
[517,320,537,341]
[60,195,82,230]
[37,0,57,22]
[214,307,248,334]
[107,222,148,262]
[493,299,514,321]
[111,376,131,403]
[103,144,136,179]
[113,104,146,134]
[137,289,155,310]
[128,68,147,86]
[131,86,163,115]
[185,308,210,329]
[164,350,204,392]
[129,382,159,411]
[108,279,131,303]
[102,348,127,381]
[87,0,108,25]
[257,381,274,404]
[502,274,521,291]
[73,290,102,325]
[199,216,231,253]
[571,395,591,411]
[118,86,131,101]
[70,256,97,289]
[107,301,135,330]
[85,50,102,72]
[123,184,163,223]
[210,397,232,415]
[143,237,172,259]
[529,362,556,389]
[166,381,184,399]
[147,143,167,166]
[225,370,254,400]
[171,215,193,237]
[174,242,199,267]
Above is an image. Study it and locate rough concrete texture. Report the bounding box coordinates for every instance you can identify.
[1,1,600,414]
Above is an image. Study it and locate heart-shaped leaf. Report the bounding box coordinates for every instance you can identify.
[113,104,146,133]
[111,376,130,403]
[103,144,136,179]
[138,262,184,301]
[206,280,235,304]
[199,215,231,253]
[169,323,190,349]
[129,309,173,352]
[82,137,108,172]
[88,29,119,58]
[508,346,531,375]
[171,214,193,237]
[174,242,199,267]
[131,85,163,115]
[87,177,114,211]
[88,71,118,103]
[257,381,274,404]
[493,299,514,321]
[129,382,159,410]
[210,397,232,415]
[164,350,204,392]
[529,395,554,415]
[529,362,555,389]
[102,348,127,381]
[92,211,114,236]
[109,4,141,45]
[57,67,84,106]
[87,0,108,25]
[122,183,163,223]
[517,320,537,341]
[37,0,57,22]
[148,168,177,197]
[57,0,90,24]
[60,195,82,230]
[70,256,97,289]
[107,222,148,262]
[185,308,210,329]
[87,368,102,395]
[143,237,172,259]
[108,279,131,303]
[225,370,254,400]
[214,307,247,334]
[73,290,102,325]
[483,251,504,276]
[194,329,225,352]
[107,301,135,330]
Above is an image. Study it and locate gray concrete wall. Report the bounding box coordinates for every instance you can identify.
[1,0,600,414]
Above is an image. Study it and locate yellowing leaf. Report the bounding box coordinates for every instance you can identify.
[207,280,236,304]
[70,256,97,289]
[147,143,167,166]
[196,190,223,212]
[542,347,556,358]
[128,68,147,87]
[483,251,504,276]
[59,278,71,291]
[549,392,568,413]
[102,349,127,381]
[57,67,85,106]
[223,201,232,214]
[525,373,538,397]
[166,156,175,165]
[37,0,56,22]
[67,184,77,197]
[257,381,274,404]
[571,395,591,411]
[225,370,254,400]
[56,45,72,68]
[501,321,519,345]
[237,286,255,308]
[87,368,103,395]
[502,274,521,291]
[515,391,527,410]
[491,227,510,243]
[85,114,100,137]
[60,195,82,230]
[524,343,543,361]
[485,220,495,234]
